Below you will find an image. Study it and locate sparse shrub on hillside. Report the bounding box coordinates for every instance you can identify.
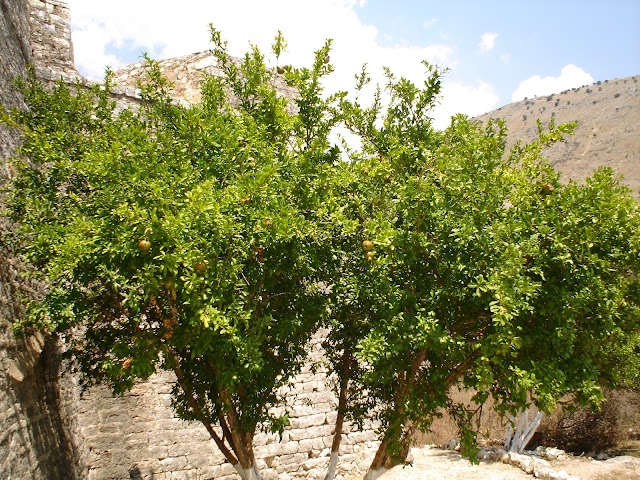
[615,93,621,98]
[535,391,640,454]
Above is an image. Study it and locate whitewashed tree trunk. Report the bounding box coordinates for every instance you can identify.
[504,405,544,452]
[363,467,389,480]
[233,463,262,480]
[324,451,339,480]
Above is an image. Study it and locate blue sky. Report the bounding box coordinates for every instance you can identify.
[67,0,639,128]
[356,1,639,97]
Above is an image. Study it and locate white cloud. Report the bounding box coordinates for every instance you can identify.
[67,0,457,95]
[478,32,498,53]
[66,1,494,134]
[432,81,500,130]
[511,64,594,101]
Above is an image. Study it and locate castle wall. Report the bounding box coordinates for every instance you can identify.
[1,2,86,478]
[72,334,376,480]
[0,0,30,169]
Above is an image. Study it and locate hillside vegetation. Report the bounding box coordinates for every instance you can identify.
[476,76,640,196]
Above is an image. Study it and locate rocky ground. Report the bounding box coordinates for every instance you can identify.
[373,446,640,480]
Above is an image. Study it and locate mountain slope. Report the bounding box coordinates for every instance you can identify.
[475,76,640,196]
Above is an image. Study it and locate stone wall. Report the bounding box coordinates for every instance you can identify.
[0,339,84,479]
[1,2,87,478]
[0,2,378,479]
[27,0,76,81]
[72,333,377,480]
[110,50,299,110]
[0,0,30,173]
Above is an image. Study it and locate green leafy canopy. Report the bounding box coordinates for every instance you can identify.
[2,26,639,475]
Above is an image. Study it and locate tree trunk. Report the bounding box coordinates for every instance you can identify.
[364,437,392,480]
[365,424,414,479]
[363,465,388,480]
[232,463,262,480]
[324,350,352,480]
[172,359,240,468]
[172,354,262,479]
[364,350,427,479]
[221,390,262,479]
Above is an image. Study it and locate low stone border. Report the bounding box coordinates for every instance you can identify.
[501,451,581,480]
[458,445,582,480]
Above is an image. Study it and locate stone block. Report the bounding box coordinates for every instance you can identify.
[169,470,197,479]
[340,444,354,455]
[261,440,300,456]
[302,456,329,471]
[260,470,279,480]
[149,445,170,460]
[167,442,202,458]
[185,451,216,469]
[277,452,309,466]
[289,404,320,417]
[289,425,332,441]
[297,437,326,454]
[159,456,189,472]
[346,431,377,444]
[290,413,327,429]
[156,418,185,431]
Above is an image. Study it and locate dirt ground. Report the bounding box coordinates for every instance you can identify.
[546,454,640,480]
[375,446,640,480]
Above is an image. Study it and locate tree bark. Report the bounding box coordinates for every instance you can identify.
[324,349,353,480]
[171,355,239,467]
[365,350,427,478]
[171,352,261,478]
[221,388,261,478]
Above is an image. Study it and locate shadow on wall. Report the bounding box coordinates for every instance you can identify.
[129,465,143,479]
[3,340,83,479]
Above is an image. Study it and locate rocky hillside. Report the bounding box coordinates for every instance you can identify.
[475,75,640,196]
